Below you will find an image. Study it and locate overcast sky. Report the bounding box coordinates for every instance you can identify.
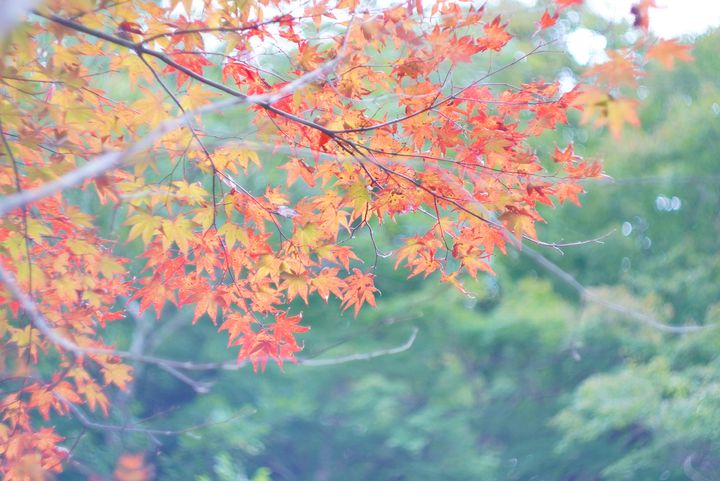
[587,0,720,38]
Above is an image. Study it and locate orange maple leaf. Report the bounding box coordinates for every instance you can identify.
[341,269,379,317]
[647,39,693,70]
[555,0,583,9]
[535,9,559,33]
[161,51,212,88]
[113,453,155,481]
[574,87,640,139]
[478,16,512,52]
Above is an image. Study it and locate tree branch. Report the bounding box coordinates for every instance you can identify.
[0,58,337,217]
[30,10,339,137]
[63,401,254,437]
[0,259,419,373]
[300,327,419,366]
[521,245,714,334]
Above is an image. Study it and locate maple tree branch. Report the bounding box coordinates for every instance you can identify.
[0,262,87,352]
[0,59,336,217]
[520,245,715,334]
[139,16,296,44]
[31,10,340,137]
[156,363,214,394]
[0,112,183,217]
[0,259,420,373]
[31,10,243,97]
[300,327,419,366]
[331,41,552,134]
[62,400,254,437]
[0,119,32,293]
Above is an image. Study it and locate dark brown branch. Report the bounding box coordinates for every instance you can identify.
[0,119,32,293]
[31,10,338,138]
[0,58,336,217]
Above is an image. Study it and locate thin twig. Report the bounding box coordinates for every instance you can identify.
[301,327,419,366]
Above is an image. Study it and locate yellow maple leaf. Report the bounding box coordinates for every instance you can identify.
[126,212,162,245]
[161,215,195,254]
[102,363,133,390]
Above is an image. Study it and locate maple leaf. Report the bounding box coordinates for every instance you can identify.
[553,144,579,163]
[555,0,583,9]
[478,16,512,52]
[162,50,212,88]
[101,363,133,390]
[395,234,443,278]
[219,312,257,345]
[535,9,559,34]
[647,39,693,70]
[500,208,541,241]
[305,1,336,29]
[282,157,316,187]
[296,41,322,71]
[584,50,642,87]
[28,388,60,421]
[113,453,155,481]
[161,215,195,255]
[77,380,110,416]
[574,88,640,139]
[126,212,162,245]
[311,268,347,301]
[315,244,359,270]
[132,278,175,318]
[462,254,495,277]
[554,182,585,207]
[283,272,311,304]
[631,0,657,31]
[236,329,279,372]
[273,311,310,346]
[341,269,379,317]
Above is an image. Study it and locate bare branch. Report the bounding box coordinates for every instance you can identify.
[521,246,714,334]
[300,328,419,366]
[63,401,254,437]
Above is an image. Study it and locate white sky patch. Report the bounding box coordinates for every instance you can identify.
[566,27,608,65]
[506,0,720,37]
[587,0,720,38]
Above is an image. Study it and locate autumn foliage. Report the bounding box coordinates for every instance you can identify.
[0,0,693,479]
